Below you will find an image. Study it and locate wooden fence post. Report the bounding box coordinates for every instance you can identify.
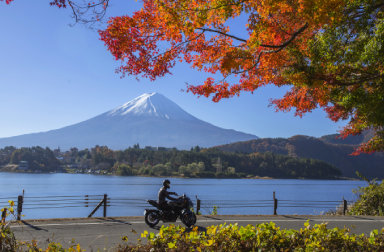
[273,191,278,215]
[1,208,7,224]
[103,194,107,218]
[17,195,23,221]
[88,194,108,218]
[196,199,201,215]
[343,199,347,215]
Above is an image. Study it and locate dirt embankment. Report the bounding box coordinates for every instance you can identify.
[0,164,18,172]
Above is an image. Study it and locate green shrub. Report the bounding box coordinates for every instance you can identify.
[117,222,384,251]
[1,201,17,251]
[348,177,384,216]
[211,206,218,215]
[0,224,17,251]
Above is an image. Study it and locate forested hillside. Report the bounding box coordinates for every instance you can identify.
[0,145,341,179]
[215,135,384,179]
[0,146,61,172]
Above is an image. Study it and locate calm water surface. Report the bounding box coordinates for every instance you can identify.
[0,173,367,219]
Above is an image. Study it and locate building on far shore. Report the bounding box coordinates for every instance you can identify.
[18,161,29,171]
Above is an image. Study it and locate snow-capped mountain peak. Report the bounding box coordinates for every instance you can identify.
[108,93,158,116]
[107,92,195,120]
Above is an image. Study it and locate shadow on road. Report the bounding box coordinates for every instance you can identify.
[20,221,48,232]
[150,226,160,230]
[95,217,133,225]
[280,215,310,220]
[350,216,377,221]
[201,216,223,221]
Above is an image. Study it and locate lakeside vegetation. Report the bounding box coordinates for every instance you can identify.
[0,145,341,179]
[348,176,384,216]
[3,218,384,251]
[120,223,384,252]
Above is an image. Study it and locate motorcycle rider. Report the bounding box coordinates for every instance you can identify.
[158,179,178,213]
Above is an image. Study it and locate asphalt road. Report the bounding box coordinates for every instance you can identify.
[11,215,384,251]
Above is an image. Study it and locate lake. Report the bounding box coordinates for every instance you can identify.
[0,173,367,219]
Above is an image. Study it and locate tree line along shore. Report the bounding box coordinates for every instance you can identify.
[0,145,341,179]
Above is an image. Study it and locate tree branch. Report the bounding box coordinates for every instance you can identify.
[67,0,110,25]
[196,27,247,43]
[232,24,308,75]
[181,0,247,13]
[197,22,308,51]
[260,23,308,49]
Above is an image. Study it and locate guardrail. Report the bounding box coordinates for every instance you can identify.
[0,194,111,220]
[197,192,349,215]
[0,192,350,220]
[199,199,348,215]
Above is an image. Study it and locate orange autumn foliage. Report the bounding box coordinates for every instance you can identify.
[99,0,384,154]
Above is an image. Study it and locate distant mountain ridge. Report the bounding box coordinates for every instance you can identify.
[320,130,374,146]
[0,93,258,150]
[215,133,384,179]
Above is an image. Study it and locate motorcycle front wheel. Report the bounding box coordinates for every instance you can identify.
[181,211,196,228]
[145,210,160,227]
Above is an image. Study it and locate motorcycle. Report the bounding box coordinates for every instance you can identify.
[144,194,197,228]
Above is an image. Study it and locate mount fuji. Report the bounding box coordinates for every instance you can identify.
[0,93,258,150]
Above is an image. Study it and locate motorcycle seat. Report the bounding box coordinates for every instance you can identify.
[147,200,160,208]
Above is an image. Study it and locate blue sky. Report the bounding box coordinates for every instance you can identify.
[0,1,347,139]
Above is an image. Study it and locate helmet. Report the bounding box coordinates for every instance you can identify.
[163,179,171,189]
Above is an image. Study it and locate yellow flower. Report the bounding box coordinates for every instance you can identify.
[141,230,148,238]
[207,226,217,235]
[168,242,176,248]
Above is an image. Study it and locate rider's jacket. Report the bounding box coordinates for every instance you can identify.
[158,186,177,204]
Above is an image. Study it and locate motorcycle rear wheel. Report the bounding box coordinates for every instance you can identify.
[145,210,160,227]
[181,211,196,228]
